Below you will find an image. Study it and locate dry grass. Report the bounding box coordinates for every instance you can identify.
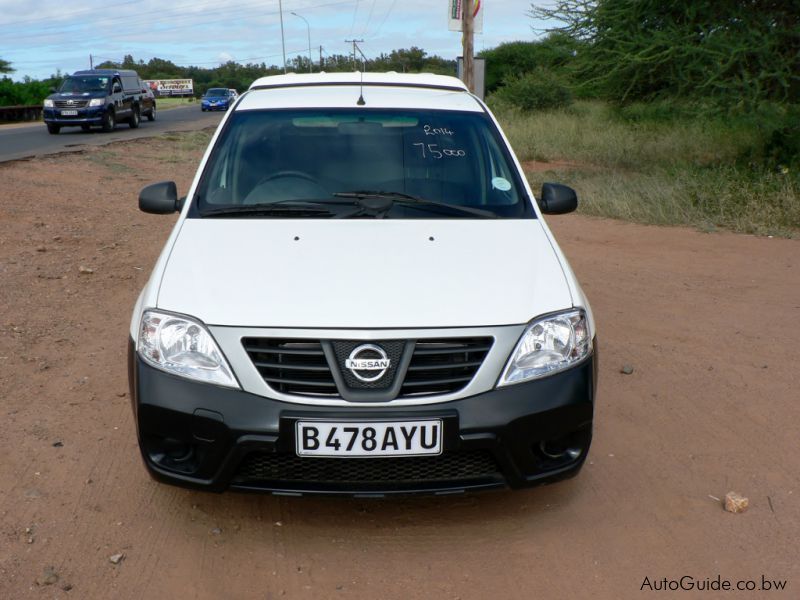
[495,101,799,236]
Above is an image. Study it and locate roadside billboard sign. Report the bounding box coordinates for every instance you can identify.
[143,79,194,96]
[448,0,483,34]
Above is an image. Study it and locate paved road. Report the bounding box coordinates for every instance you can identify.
[0,105,223,163]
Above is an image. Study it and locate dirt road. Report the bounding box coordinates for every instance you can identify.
[1,136,798,599]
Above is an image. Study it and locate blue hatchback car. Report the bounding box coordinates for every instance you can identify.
[201,88,234,111]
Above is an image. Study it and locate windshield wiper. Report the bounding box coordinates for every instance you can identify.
[333,190,498,219]
[199,201,336,218]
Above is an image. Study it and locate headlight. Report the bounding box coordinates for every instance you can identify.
[88,98,104,107]
[43,99,54,107]
[137,310,239,388]
[498,309,592,386]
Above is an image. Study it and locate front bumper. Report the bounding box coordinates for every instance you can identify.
[201,102,229,111]
[129,339,596,496]
[43,106,107,126]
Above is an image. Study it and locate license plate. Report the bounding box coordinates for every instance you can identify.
[296,420,442,457]
[60,110,78,116]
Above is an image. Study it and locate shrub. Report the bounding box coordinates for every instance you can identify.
[490,69,573,112]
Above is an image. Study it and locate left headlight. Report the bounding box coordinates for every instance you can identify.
[498,309,592,386]
[88,98,104,107]
[137,310,239,388]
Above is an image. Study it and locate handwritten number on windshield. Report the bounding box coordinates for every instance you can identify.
[413,143,466,159]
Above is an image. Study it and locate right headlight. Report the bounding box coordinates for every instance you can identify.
[498,309,592,386]
[43,99,54,107]
[137,310,239,388]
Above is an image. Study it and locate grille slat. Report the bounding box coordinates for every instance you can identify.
[252,361,330,372]
[54,99,89,108]
[407,360,484,372]
[400,375,475,388]
[412,344,493,355]
[233,450,501,488]
[243,336,493,399]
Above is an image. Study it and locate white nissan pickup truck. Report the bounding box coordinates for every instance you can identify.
[128,72,597,496]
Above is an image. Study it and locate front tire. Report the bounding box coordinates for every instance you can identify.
[101,109,115,132]
[129,106,140,129]
[146,104,156,121]
[46,123,60,135]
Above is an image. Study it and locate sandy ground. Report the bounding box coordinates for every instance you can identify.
[0,136,798,599]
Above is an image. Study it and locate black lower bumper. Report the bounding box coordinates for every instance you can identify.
[129,339,596,496]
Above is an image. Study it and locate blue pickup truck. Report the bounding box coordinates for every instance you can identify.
[43,69,153,134]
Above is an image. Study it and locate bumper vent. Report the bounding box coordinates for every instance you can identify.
[242,336,493,400]
[233,450,501,489]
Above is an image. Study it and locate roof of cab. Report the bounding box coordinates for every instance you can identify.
[241,72,481,112]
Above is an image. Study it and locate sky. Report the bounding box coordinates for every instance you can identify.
[0,0,555,81]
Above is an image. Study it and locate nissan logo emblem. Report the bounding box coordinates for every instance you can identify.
[345,344,391,382]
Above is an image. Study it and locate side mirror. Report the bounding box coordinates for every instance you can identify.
[538,183,578,215]
[113,83,122,93]
[139,181,181,214]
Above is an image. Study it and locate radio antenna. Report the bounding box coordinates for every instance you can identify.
[357,69,366,106]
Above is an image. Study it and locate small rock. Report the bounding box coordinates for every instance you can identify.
[116,392,127,397]
[274,521,282,527]
[620,365,634,375]
[52,441,63,448]
[724,491,749,513]
[109,553,125,565]
[62,583,73,592]
[210,527,222,536]
[78,266,94,275]
[52,235,62,242]
[27,537,34,544]
[25,527,32,534]
[36,246,47,252]
[39,567,59,586]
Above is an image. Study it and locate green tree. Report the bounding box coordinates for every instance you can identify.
[530,0,800,106]
[0,57,13,74]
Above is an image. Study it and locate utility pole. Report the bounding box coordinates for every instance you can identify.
[89,54,93,69]
[278,0,287,73]
[462,0,474,92]
[319,45,324,70]
[345,39,364,70]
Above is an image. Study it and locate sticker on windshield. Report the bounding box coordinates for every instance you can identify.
[492,177,512,191]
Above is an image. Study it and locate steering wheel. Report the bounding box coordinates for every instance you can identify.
[258,171,318,185]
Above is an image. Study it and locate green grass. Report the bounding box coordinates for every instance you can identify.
[494,100,800,237]
[155,97,196,110]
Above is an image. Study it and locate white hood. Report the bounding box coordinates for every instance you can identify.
[156,219,572,329]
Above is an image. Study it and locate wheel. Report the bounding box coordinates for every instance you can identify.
[146,104,156,121]
[81,125,91,132]
[201,107,206,112]
[101,109,115,132]
[46,123,60,135]
[129,106,140,129]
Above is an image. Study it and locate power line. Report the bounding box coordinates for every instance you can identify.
[372,0,398,37]
[360,0,377,37]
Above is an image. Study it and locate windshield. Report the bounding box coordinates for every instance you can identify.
[206,88,229,97]
[59,76,110,93]
[193,108,532,219]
